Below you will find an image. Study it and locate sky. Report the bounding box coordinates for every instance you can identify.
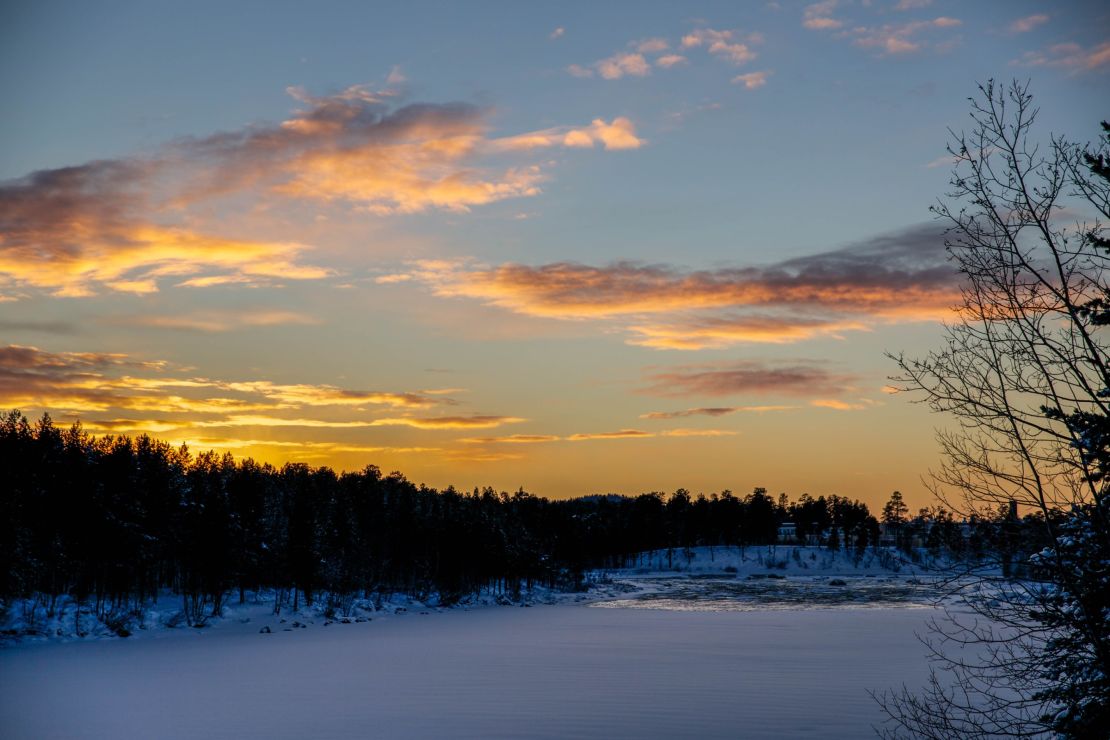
[1,0,1108,509]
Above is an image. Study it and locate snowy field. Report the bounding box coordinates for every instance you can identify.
[1,548,951,738]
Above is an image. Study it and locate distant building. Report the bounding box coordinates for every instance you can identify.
[777,522,797,542]
[879,522,898,547]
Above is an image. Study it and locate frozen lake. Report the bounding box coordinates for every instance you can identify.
[1,580,938,739]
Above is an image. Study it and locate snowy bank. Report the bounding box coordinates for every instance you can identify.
[603,544,923,577]
[2,546,938,645]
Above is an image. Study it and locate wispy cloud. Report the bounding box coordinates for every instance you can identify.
[460,428,736,444]
[550,27,565,40]
[118,310,321,332]
[0,320,78,335]
[567,428,737,440]
[810,398,877,411]
[567,429,652,441]
[421,224,953,318]
[491,118,644,151]
[636,38,670,54]
[641,405,796,419]
[194,415,382,429]
[459,434,561,444]
[624,315,869,350]
[656,54,688,68]
[659,427,738,437]
[642,360,856,399]
[408,223,957,349]
[570,52,651,79]
[849,17,962,55]
[220,381,441,409]
[369,415,525,430]
[803,1,843,30]
[802,2,962,56]
[732,71,771,89]
[681,28,758,64]
[569,27,759,81]
[75,423,443,459]
[1013,41,1110,72]
[442,450,525,463]
[1007,14,1049,34]
[0,344,454,420]
[894,0,932,10]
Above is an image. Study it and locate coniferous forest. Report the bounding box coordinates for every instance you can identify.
[3,408,1055,629]
[1,410,897,624]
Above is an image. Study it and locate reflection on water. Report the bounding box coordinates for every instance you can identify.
[591,576,944,612]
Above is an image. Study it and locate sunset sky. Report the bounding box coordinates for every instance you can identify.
[2,0,1107,508]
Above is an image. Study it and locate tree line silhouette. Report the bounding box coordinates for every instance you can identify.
[3,410,893,623]
[3,409,1053,629]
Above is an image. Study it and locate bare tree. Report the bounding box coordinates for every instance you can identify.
[880,80,1110,738]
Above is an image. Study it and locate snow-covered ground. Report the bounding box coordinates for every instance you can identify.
[0,548,951,738]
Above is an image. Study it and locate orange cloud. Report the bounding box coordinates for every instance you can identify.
[0,201,331,297]
[426,225,954,319]
[810,398,879,411]
[659,428,738,437]
[1,84,644,297]
[459,429,736,444]
[222,381,440,408]
[567,429,652,441]
[81,418,193,435]
[120,310,321,332]
[460,434,560,444]
[4,344,559,474]
[0,345,167,412]
[195,416,383,429]
[77,429,442,458]
[412,224,957,348]
[491,118,644,152]
[277,147,544,215]
[0,344,454,431]
[230,88,641,212]
[625,315,869,350]
[442,450,525,463]
[369,415,525,430]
